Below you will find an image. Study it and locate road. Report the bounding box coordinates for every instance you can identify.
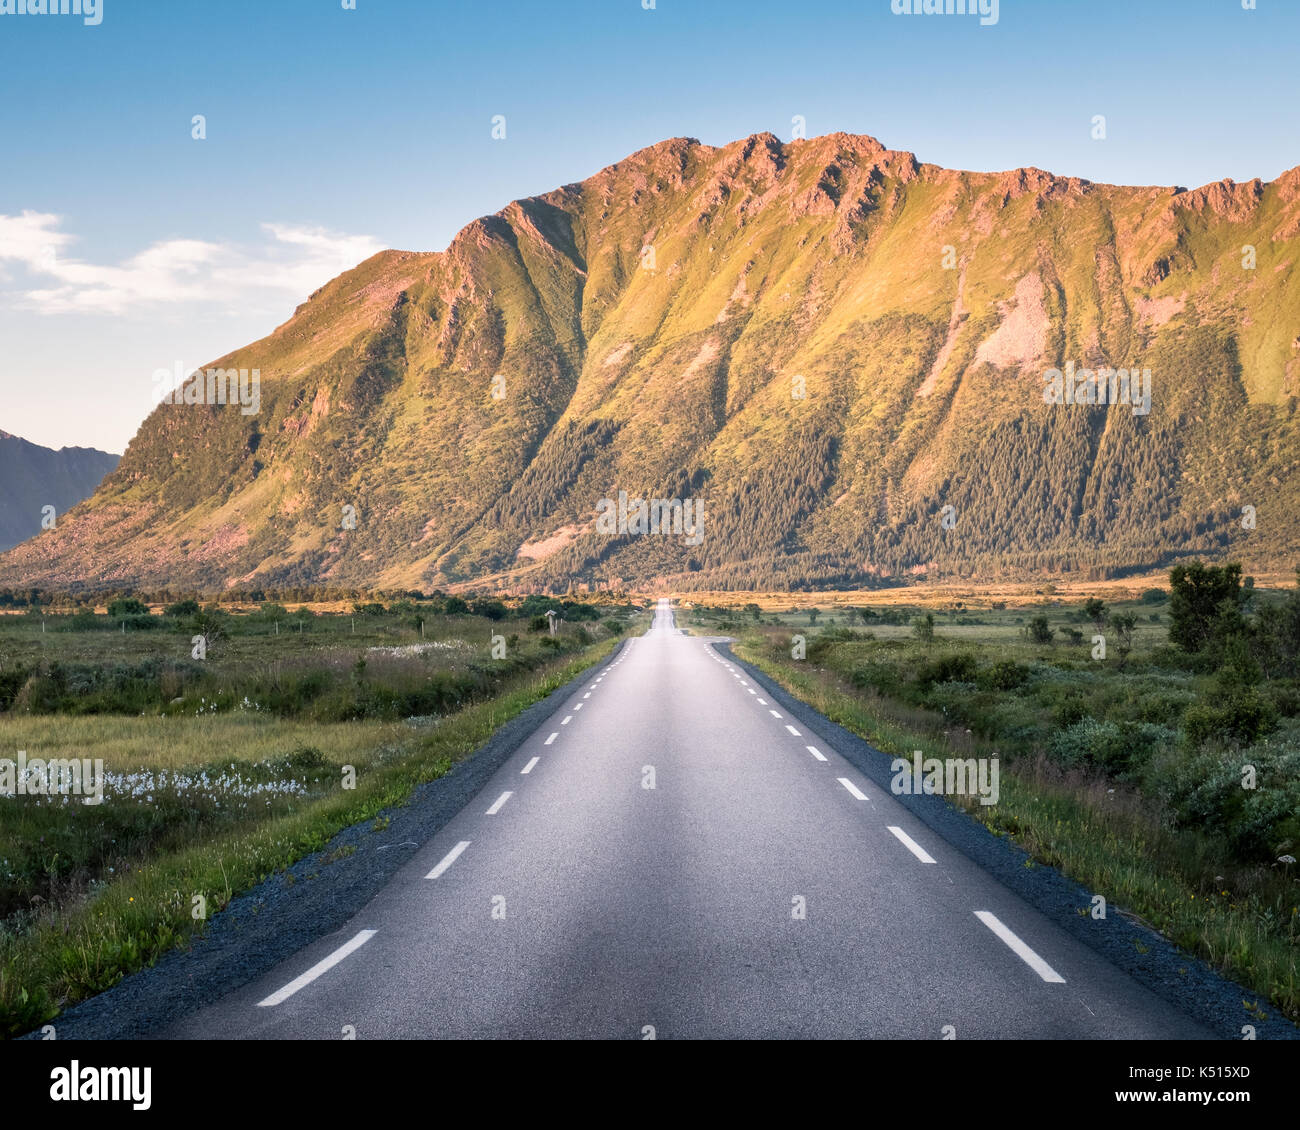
[165,599,1211,1039]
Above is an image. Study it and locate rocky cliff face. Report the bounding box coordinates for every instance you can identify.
[2,131,1297,593]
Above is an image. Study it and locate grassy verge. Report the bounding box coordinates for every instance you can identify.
[734,637,1299,1025]
[0,638,618,1036]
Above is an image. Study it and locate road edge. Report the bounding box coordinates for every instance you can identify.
[22,640,628,1041]
[714,640,1299,1042]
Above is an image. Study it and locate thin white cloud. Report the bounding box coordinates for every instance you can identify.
[0,212,388,315]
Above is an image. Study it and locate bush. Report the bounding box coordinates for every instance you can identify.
[1183,687,1278,748]
[849,659,903,697]
[107,598,148,618]
[1148,740,1300,857]
[1024,614,1054,645]
[164,600,200,618]
[915,652,978,689]
[1050,718,1173,775]
[983,659,1031,690]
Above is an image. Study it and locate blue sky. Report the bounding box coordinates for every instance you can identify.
[2,0,1297,452]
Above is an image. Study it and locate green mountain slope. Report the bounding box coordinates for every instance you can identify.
[3,131,1298,593]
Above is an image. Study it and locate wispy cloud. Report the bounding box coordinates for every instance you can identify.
[0,212,388,315]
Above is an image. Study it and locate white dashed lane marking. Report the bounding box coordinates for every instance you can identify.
[974,911,1066,984]
[258,929,378,1008]
[837,778,869,801]
[887,826,936,864]
[426,840,471,880]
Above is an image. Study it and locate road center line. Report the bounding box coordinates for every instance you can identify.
[544,732,558,745]
[486,791,513,815]
[521,756,539,775]
[974,911,1066,983]
[561,715,572,725]
[426,840,471,879]
[257,929,378,1007]
[768,709,782,718]
[574,703,583,711]
[837,778,869,801]
[757,698,768,705]
[785,724,802,736]
[886,825,936,864]
[807,745,828,761]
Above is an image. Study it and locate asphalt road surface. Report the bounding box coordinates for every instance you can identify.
[165,599,1212,1039]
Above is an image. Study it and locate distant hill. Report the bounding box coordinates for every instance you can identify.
[0,431,119,554]
[1,131,1297,593]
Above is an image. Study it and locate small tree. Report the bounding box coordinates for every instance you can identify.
[1082,598,1107,633]
[744,603,761,621]
[1108,611,1136,669]
[1168,562,1243,653]
[1025,614,1054,645]
[192,606,229,656]
[808,607,820,626]
[912,612,935,643]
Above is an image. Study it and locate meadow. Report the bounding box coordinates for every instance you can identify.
[0,593,639,1035]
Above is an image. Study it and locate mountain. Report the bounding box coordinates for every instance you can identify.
[2,131,1298,594]
[0,431,119,555]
